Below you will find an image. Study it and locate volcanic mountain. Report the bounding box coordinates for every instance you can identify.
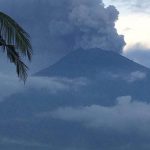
[35,48,150,104]
[36,48,149,78]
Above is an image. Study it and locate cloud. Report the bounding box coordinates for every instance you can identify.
[26,76,88,94]
[0,68,146,102]
[126,71,147,82]
[103,70,147,82]
[48,96,150,134]
[109,0,150,11]
[0,74,88,101]
[0,72,150,149]
[129,0,150,11]
[0,0,125,74]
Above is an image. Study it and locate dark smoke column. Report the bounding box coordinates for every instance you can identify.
[49,0,126,53]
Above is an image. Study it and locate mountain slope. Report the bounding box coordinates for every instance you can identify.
[36,48,149,78]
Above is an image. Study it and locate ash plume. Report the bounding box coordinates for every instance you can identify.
[0,0,126,72]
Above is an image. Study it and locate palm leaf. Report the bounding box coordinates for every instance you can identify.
[6,45,28,82]
[0,12,32,59]
[0,12,32,81]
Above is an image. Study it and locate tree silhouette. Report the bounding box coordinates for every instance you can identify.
[0,12,32,82]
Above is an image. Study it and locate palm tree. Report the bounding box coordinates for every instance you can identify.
[0,12,32,82]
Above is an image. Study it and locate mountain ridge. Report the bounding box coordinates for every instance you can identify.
[35,48,150,78]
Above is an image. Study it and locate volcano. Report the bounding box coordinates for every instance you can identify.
[36,48,149,78]
[34,48,150,104]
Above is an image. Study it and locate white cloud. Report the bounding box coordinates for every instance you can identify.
[27,76,88,93]
[105,71,147,82]
[0,74,88,101]
[126,71,147,82]
[48,96,150,135]
[105,0,150,11]
[0,69,146,102]
[104,0,150,55]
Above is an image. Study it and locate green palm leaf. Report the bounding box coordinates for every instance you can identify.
[0,12,32,82]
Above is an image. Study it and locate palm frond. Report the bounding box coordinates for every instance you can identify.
[6,45,28,82]
[0,12,32,82]
[0,12,32,60]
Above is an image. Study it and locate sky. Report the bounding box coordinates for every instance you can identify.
[104,0,150,50]
[104,0,150,67]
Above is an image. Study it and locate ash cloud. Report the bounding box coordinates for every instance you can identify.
[0,0,125,73]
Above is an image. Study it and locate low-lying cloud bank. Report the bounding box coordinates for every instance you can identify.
[49,96,150,135]
[0,74,88,101]
[27,76,88,93]
[0,69,147,101]
[0,74,150,149]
